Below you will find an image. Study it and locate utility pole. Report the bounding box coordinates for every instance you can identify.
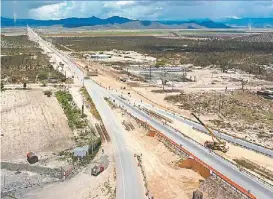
[82,79,85,117]
[127,67,129,79]
[149,65,152,81]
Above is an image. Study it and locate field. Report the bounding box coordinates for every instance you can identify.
[47,33,273,81]
[1,89,74,160]
[1,34,65,83]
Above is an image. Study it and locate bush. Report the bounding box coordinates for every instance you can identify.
[44,90,52,97]
[1,81,4,92]
[55,90,87,130]
[38,71,48,80]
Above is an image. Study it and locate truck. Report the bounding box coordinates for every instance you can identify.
[91,165,104,176]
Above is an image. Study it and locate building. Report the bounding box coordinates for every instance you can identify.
[90,54,111,59]
[73,145,89,158]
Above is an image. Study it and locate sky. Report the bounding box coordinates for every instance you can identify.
[1,1,273,20]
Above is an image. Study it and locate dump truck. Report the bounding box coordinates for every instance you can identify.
[91,165,104,176]
[27,152,38,164]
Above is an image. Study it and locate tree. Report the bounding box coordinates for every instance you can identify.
[159,69,169,91]
[155,58,167,68]
[1,81,4,92]
[240,79,248,91]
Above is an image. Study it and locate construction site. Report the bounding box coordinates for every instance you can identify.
[1,25,273,199]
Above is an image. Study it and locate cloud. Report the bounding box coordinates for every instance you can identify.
[2,1,273,20]
[115,1,135,6]
[29,2,68,20]
[227,16,242,19]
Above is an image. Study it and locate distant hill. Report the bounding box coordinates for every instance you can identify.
[219,18,273,28]
[1,16,231,29]
[158,20,230,29]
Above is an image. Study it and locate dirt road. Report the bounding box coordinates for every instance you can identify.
[21,144,116,199]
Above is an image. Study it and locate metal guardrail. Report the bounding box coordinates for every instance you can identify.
[112,97,259,199]
[130,87,273,157]
[36,30,270,198]
[91,61,273,194]
[137,106,273,191]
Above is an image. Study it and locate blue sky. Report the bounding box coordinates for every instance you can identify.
[2,1,273,20]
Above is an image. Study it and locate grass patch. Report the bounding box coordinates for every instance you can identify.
[55,90,88,130]
[80,87,102,120]
[104,97,116,109]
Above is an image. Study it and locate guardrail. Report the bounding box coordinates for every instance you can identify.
[39,33,270,198]
[94,67,273,193]
[113,98,258,199]
[139,105,273,191]
[130,87,273,155]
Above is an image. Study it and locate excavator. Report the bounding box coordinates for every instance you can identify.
[191,113,229,153]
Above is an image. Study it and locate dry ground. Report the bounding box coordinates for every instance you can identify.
[71,59,273,184]
[1,89,74,160]
[21,144,116,199]
[113,108,202,199]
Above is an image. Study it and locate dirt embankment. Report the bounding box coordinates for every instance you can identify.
[113,108,202,199]
[112,106,246,199]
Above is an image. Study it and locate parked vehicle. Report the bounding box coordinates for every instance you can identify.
[91,165,104,176]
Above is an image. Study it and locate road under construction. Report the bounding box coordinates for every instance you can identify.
[28,27,273,199]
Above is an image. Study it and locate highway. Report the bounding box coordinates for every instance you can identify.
[28,28,273,199]
[110,94,273,199]
[27,28,146,199]
[135,102,273,157]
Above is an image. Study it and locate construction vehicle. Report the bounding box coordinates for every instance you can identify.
[91,164,104,176]
[191,113,229,153]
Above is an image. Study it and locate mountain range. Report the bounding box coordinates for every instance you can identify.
[1,16,230,29]
[1,16,273,29]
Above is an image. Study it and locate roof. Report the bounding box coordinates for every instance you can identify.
[73,145,89,152]
[73,145,89,157]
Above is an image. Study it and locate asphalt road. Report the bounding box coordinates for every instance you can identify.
[111,95,273,199]
[137,103,273,157]
[28,28,145,199]
[29,28,273,199]
[85,81,145,199]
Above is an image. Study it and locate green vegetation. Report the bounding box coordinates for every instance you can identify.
[48,36,273,81]
[58,137,101,166]
[1,34,65,83]
[1,81,4,92]
[43,90,53,97]
[80,87,102,120]
[55,89,103,165]
[55,90,87,130]
[104,97,116,109]
[155,58,167,67]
